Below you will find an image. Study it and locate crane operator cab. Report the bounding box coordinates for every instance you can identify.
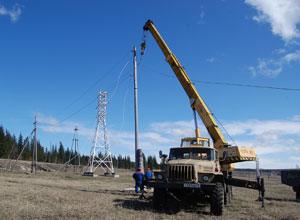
[180,137,210,147]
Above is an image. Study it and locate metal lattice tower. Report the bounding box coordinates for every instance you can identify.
[69,126,80,166]
[87,91,115,175]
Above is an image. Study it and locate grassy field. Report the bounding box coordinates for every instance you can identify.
[0,162,299,220]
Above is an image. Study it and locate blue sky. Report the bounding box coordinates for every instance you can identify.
[1,0,300,169]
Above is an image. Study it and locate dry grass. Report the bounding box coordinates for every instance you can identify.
[0,161,300,220]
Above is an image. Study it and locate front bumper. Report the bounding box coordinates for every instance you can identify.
[145,180,216,191]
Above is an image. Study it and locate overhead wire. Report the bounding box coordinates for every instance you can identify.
[4,53,134,199]
[57,96,98,125]
[119,76,132,132]
[53,60,131,126]
[107,61,130,102]
[54,52,131,117]
[142,65,300,92]
[193,80,300,92]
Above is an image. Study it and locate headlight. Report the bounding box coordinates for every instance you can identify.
[157,174,164,180]
[202,175,209,182]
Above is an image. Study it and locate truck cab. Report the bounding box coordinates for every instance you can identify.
[164,137,222,184]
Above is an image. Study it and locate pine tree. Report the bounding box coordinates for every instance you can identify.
[58,142,65,163]
[153,156,159,169]
[65,148,71,163]
[0,126,5,158]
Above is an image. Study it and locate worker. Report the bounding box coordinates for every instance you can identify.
[145,168,153,180]
[132,167,144,193]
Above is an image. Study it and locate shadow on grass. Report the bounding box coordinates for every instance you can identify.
[114,197,153,211]
[113,195,210,216]
[265,197,298,203]
[27,181,128,196]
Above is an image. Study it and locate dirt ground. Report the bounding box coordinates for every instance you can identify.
[0,160,299,220]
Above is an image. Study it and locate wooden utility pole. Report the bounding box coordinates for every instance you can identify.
[133,46,143,172]
[31,116,37,174]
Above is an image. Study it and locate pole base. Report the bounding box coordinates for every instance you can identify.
[82,172,97,177]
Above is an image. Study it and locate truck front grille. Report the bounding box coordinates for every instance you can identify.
[168,165,195,181]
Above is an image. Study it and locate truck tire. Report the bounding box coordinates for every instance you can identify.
[153,188,166,210]
[166,193,180,214]
[210,183,224,216]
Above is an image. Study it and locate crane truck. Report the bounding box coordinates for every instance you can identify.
[141,20,265,215]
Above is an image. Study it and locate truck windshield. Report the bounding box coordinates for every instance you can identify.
[169,148,213,160]
[182,140,209,147]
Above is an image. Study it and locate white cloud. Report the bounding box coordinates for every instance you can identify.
[40,121,94,137]
[273,48,286,54]
[249,58,282,77]
[38,114,300,169]
[249,50,300,77]
[197,6,205,25]
[282,50,300,63]
[245,1,300,77]
[225,119,300,136]
[290,156,300,161]
[0,4,22,22]
[245,0,300,42]
[206,57,215,63]
[37,115,58,125]
[151,120,195,137]
[293,115,300,121]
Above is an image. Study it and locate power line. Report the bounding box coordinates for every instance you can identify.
[53,63,131,126]
[57,97,98,124]
[51,72,131,127]
[193,80,300,92]
[55,52,131,116]
[108,61,130,102]
[120,77,132,131]
[143,65,300,92]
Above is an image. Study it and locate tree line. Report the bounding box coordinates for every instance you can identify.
[0,125,160,170]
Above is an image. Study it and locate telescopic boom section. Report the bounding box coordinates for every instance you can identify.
[143,20,228,149]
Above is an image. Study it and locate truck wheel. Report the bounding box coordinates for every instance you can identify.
[296,191,300,203]
[153,188,166,210]
[210,183,224,216]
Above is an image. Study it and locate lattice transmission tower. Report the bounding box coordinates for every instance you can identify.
[85,91,115,176]
[69,126,80,166]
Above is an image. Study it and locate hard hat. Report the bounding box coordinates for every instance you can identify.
[147,168,151,171]
[137,168,141,171]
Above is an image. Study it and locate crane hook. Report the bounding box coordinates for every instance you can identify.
[141,41,146,55]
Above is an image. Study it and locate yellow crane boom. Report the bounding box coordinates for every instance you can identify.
[142,19,227,149]
[142,20,257,167]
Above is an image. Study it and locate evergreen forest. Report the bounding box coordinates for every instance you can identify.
[0,125,160,170]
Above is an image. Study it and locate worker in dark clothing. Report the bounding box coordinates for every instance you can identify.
[145,168,153,180]
[133,168,144,193]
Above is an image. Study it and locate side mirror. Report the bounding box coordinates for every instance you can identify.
[159,150,163,158]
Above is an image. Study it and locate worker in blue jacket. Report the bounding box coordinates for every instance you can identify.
[145,168,153,180]
[133,167,144,193]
